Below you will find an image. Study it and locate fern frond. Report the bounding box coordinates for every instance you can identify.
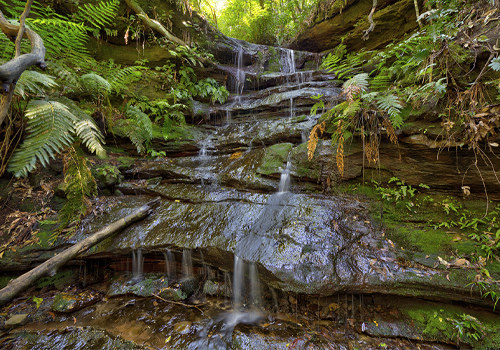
[14,71,58,99]
[58,146,96,230]
[489,58,500,72]
[106,66,144,93]
[8,101,77,177]
[74,0,120,29]
[308,121,326,160]
[375,93,403,127]
[47,61,80,89]
[51,97,106,158]
[27,18,89,57]
[125,105,153,140]
[80,73,112,97]
[112,106,153,154]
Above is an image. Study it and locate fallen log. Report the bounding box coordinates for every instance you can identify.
[0,196,161,306]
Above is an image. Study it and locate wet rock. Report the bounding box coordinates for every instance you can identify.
[158,287,187,301]
[52,290,102,313]
[173,321,192,334]
[9,326,147,349]
[92,165,124,189]
[4,314,28,328]
[203,280,227,296]
[107,274,170,298]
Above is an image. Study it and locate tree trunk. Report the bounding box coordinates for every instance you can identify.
[0,196,161,306]
[124,0,188,47]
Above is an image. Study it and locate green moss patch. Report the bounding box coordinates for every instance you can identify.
[257,143,293,175]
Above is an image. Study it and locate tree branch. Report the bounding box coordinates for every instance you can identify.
[362,0,378,41]
[124,0,188,47]
[0,197,161,306]
[0,7,46,127]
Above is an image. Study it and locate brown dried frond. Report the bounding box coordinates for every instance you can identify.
[365,136,379,165]
[344,84,362,102]
[308,121,326,160]
[382,118,398,144]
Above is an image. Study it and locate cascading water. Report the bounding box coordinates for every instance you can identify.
[235,45,245,102]
[182,248,193,278]
[232,256,245,309]
[163,249,176,280]
[132,249,143,281]
[278,161,291,193]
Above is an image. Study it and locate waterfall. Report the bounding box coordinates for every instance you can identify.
[232,256,244,308]
[197,136,212,186]
[182,248,193,278]
[289,97,294,118]
[278,161,291,193]
[226,110,231,125]
[280,48,296,75]
[249,263,261,308]
[163,249,175,280]
[132,249,143,281]
[236,45,245,100]
[232,256,262,310]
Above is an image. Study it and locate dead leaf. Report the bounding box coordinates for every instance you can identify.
[446,274,450,281]
[329,303,340,312]
[461,186,471,196]
[229,152,243,160]
[73,316,77,324]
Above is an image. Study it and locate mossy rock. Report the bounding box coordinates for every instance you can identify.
[257,143,293,175]
[92,164,124,189]
[116,157,136,171]
[52,290,102,313]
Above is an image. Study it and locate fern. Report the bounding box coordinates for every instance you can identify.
[490,58,500,72]
[73,0,120,29]
[106,66,145,94]
[14,71,58,99]
[8,100,106,178]
[58,146,97,231]
[80,73,112,98]
[113,105,153,154]
[375,93,404,128]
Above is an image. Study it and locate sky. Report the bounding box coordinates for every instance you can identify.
[213,0,227,11]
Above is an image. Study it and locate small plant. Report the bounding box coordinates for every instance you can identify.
[448,313,486,346]
[372,177,429,211]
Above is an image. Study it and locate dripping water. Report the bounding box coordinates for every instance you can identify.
[163,249,176,280]
[132,249,143,281]
[182,248,193,278]
[278,161,291,193]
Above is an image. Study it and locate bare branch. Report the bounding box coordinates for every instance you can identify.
[0,8,46,127]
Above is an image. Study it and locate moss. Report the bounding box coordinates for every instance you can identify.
[116,156,135,170]
[403,302,500,348]
[257,143,293,175]
[37,269,78,290]
[290,142,321,179]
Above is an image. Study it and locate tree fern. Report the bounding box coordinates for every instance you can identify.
[8,100,105,178]
[14,71,58,99]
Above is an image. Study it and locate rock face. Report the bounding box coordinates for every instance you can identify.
[291,0,421,53]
